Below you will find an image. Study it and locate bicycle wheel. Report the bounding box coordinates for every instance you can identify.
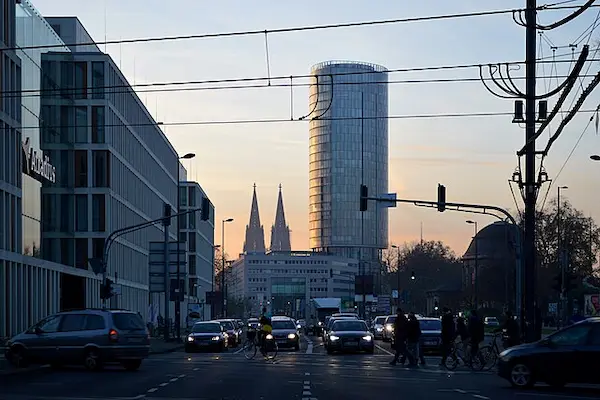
[263,339,278,360]
[479,345,498,371]
[469,350,485,371]
[243,340,257,360]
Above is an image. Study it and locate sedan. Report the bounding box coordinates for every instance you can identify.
[326,319,374,354]
[185,321,228,352]
[371,316,387,340]
[271,317,300,351]
[418,318,442,354]
[214,319,240,347]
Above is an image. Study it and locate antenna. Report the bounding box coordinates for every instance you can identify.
[104,1,107,53]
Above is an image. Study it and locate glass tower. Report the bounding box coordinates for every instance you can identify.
[308,61,389,272]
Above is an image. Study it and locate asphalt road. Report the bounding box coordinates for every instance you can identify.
[1,335,598,400]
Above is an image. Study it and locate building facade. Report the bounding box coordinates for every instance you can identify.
[308,61,389,274]
[179,181,215,321]
[228,251,358,318]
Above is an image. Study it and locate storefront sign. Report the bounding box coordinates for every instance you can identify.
[22,137,56,183]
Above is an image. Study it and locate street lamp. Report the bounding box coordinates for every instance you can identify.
[590,155,600,161]
[174,152,195,342]
[222,218,234,317]
[466,220,479,310]
[557,185,568,324]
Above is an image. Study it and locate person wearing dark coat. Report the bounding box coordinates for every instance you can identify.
[389,308,413,366]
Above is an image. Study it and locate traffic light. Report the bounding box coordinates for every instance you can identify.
[437,184,446,212]
[359,185,368,211]
[410,270,415,280]
[565,272,577,293]
[434,300,439,311]
[100,278,114,300]
[163,203,172,226]
[552,273,562,293]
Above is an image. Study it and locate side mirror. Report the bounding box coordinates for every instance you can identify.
[34,327,43,335]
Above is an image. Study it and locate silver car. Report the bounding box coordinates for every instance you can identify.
[4,309,150,371]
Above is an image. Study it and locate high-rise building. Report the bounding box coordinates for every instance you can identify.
[243,184,266,254]
[270,184,291,252]
[308,61,389,273]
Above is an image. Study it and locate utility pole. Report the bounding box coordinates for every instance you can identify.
[523,0,538,343]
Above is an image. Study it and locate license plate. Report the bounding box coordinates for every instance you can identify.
[425,341,437,346]
[128,338,143,343]
[276,340,287,344]
[345,340,358,345]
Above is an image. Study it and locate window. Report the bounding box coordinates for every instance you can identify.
[35,315,61,333]
[189,187,196,206]
[75,238,88,268]
[60,106,73,143]
[60,314,86,332]
[92,195,106,232]
[92,238,104,259]
[189,255,196,275]
[178,214,187,230]
[189,234,196,252]
[112,313,145,330]
[74,150,87,187]
[189,212,196,229]
[75,195,88,231]
[91,106,105,143]
[549,325,591,346]
[179,186,187,206]
[60,238,73,266]
[75,106,87,143]
[85,315,105,330]
[91,62,104,99]
[74,62,87,99]
[92,150,109,187]
[60,194,73,232]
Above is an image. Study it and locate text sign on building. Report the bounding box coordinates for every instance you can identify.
[22,137,56,183]
[148,241,187,293]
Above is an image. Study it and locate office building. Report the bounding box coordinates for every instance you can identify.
[308,61,389,275]
[179,181,215,321]
[228,251,358,318]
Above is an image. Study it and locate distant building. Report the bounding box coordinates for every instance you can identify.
[228,251,358,318]
[308,61,389,279]
[243,184,266,254]
[270,184,291,252]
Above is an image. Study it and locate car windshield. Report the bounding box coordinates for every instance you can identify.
[332,320,367,332]
[374,316,386,324]
[386,316,396,324]
[272,320,296,330]
[192,323,221,333]
[112,313,145,330]
[219,321,234,330]
[420,320,442,331]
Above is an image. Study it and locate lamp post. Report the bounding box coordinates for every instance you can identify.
[466,220,479,310]
[557,185,568,324]
[391,245,401,310]
[175,152,195,342]
[221,218,234,317]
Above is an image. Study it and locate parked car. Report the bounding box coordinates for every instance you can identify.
[4,309,149,371]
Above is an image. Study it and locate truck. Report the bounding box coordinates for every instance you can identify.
[306,298,341,335]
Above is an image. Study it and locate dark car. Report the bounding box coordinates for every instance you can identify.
[185,322,228,352]
[271,317,300,351]
[497,317,600,389]
[214,319,240,347]
[326,319,374,354]
[322,316,356,342]
[4,309,149,371]
[418,318,442,354]
[371,316,387,340]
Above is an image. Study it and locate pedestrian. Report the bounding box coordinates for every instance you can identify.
[456,315,470,355]
[440,307,456,367]
[497,310,520,348]
[389,308,413,366]
[402,312,423,366]
[468,309,484,366]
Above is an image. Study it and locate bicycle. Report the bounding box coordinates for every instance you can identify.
[242,328,278,361]
[443,339,485,371]
[479,332,503,371]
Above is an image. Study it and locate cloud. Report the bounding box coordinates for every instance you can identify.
[390,156,505,167]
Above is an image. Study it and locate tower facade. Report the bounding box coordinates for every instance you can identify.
[270,184,291,252]
[243,184,266,254]
[308,61,389,269]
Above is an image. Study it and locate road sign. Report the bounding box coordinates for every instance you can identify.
[149,241,187,293]
[391,289,399,299]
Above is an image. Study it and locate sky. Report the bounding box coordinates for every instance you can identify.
[32,0,600,258]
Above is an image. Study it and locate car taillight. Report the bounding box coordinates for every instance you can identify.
[109,329,119,342]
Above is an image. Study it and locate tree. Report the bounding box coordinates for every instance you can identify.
[519,197,600,302]
[382,240,462,312]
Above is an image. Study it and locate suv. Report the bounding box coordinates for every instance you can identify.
[4,309,150,371]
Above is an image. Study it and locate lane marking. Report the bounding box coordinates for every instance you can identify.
[169,378,178,382]
[472,395,490,400]
[302,391,311,396]
[375,344,394,356]
[178,374,186,378]
[193,367,199,371]
[147,388,158,393]
[304,381,310,385]
[305,372,310,376]
[159,382,169,387]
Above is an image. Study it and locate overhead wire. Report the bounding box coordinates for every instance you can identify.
[1,3,589,53]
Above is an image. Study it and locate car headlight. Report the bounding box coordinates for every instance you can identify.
[296,325,301,329]
[318,322,323,326]
[265,334,274,340]
[288,333,297,339]
[329,335,340,341]
[362,335,372,341]
[376,327,383,332]
[385,324,393,332]
[212,336,220,341]
[187,336,195,342]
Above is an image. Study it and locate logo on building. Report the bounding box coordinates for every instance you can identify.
[22,137,56,183]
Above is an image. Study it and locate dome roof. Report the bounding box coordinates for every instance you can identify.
[462,221,521,260]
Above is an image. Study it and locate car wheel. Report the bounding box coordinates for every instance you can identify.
[83,349,102,371]
[121,359,142,371]
[510,362,535,389]
[7,346,28,368]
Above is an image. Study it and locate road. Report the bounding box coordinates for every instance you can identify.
[1,335,598,400]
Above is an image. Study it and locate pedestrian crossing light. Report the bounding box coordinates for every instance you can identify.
[359,185,368,211]
[410,271,415,280]
[434,300,439,311]
[100,278,115,300]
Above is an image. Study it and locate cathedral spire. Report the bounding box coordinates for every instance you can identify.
[243,183,266,253]
[270,184,291,252]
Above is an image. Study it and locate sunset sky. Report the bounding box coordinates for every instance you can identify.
[34,0,600,258]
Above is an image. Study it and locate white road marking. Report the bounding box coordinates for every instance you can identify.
[375,344,394,356]
[304,381,310,385]
[305,372,310,375]
[193,367,199,371]
[472,395,490,400]
[516,394,599,400]
[159,382,169,387]
[147,388,158,393]
[169,378,178,382]
[302,391,311,396]
[178,374,186,378]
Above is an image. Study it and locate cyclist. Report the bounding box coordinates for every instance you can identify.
[258,307,273,354]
